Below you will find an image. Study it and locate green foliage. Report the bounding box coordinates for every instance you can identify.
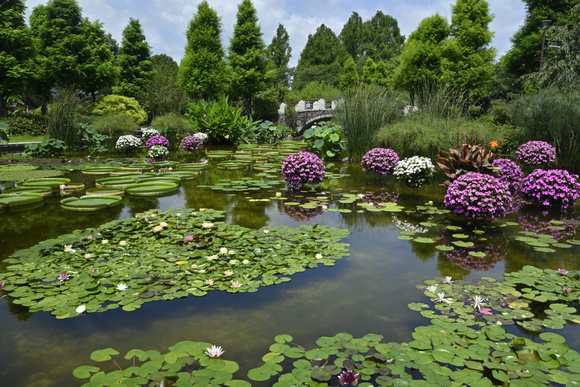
[339,57,359,91]
[359,10,405,62]
[187,97,256,144]
[92,95,147,125]
[112,18,154,100]
[22,138,65,158]
[0,114,46,136]
[0,122,9,144]
[335,84,403,162]
[303,122,346,160]
[243,120,294,144]
[287,81,341,101]
[228,0,270,114]
[377,115,505,159]
[150,113,195,150]
[267,23,292,85]
[339,12,363,58]
[91,113,138,140]
[45,88,87,148]
[510,88,580,172]
[178,1,227,100]
[411,79,468,119]
[78,123,107,154]
[0,0,35,117]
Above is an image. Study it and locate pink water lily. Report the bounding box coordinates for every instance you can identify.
[185,236,194,242]
[57,273,70,282]
[479,308,493,315]
[558,268,568,275]
[338,370,359,385]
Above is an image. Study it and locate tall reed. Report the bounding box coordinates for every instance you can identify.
[510,88,580,173]
[410,79,468,119]
[335,84,403,162]
[45,88,86,149]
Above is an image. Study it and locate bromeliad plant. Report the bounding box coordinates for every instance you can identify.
[282,152,326,189]
[360,148,398,175]
[393,156,435,188]
[436,131,499,186]
[520,169,580,208]
[303,122,346,160]
[516,140,556,166]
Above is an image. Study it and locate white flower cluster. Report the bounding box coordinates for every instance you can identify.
[141,128,160,141]
[115,135,142,151]
[192,132,208,142]
[393,156,435,188]
[148,145,169,158]
[392,215,429,234]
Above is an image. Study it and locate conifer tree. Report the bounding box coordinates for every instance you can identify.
[266,23,292,85]
[339,57,359,91]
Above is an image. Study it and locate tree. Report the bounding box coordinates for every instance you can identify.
[178,0,226,101]
[360,11,405,62]
[113,18,154,100]
[0,0,35,117]
[228,0,270,114]
[503,0,580,78]
[339,12,364,58]
[141,54,188,119]
[294,24,348,90]
[266,23,292,85]
[362,57,376,84]
[440,0,496,99]
[339,57,359,91]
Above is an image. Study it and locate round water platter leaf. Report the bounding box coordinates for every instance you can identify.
[82,167,122,175]
[63,183,85,192]
[136,176,182,183]
[468,251,486,258]
[413,237,436,244]
[275,334,293,343]
[175,163,210,171]
[247,366,275,381]
[217,163,247,170]
[124,182,179,197]
[2,186,52,198]
[61,195,123,211]
[18,177,71,191]
[452,234,470,239]
[168,171,199,181]
[0,192,44,208]
[310,368,332,381]
[90,348,120,362]
[95,177,138,188]
[149,161,179,168]
[72,365,100,379]
[86,188,125,196]
[534,247,556,253]
[435,245,455,251]
[120,164,154,171]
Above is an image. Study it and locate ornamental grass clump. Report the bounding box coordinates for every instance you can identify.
[520,169,580,208]
[180,135,204,152]
[493,158,524,193]
[115,135,142,152]
[516,141,556,166]
[360,148,399,175]
[282,152,326,189]
[444,172,512,222]
[146,135,169,149]
[393,156,435,188]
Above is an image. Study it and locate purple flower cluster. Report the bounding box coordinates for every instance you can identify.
[516,141,556,165]
[493,158,523,193]
[146,135,169,149]
[360,148,399,175]
[520,169,580,208]
[444,172,512,222]
[180,135,204,151]
[282,152,326,188]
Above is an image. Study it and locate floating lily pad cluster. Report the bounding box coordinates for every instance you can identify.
[198,177,285,193]
[248,327,580,386]
[73,341,249,387]
[0,164,64,181]
[411,267,580,331]
[0,208,350,319]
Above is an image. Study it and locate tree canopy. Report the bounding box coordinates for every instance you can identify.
[266,23,292,85]
[360,11,405,62]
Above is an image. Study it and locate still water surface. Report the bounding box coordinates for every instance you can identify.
[1,160,579,386]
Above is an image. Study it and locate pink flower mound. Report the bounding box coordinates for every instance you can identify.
[180,135,204,151]
[282,152,326,188]
[516,141,556,165]
[146,135,169,148]
[520,169,580,208]
[360,148,399,175]
[444,172,512,222]
[493,158,523,193]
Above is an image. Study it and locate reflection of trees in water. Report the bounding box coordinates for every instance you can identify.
[228,198,271,229]
[3,295,33,321]
[440,231,509,272]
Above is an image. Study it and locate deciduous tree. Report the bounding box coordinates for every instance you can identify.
[360,11,405,62]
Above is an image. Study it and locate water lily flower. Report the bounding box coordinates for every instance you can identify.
[64,245,76,253]
[563,287,572,295]
[228,250,235,255]
[442,276,453,284]
[263,230,269,234]
[207,255,218,261]
[558,268,568,275]
[434,293,452,304]
[185,236,194,242]
[479,308,493,315]
[229,260,237,265]
[425,285,437,293]
[119,240,127,246]
[357,194,365,198]
[116,283,128,291]
[322,205,328,210]
[59,184,66,190]
[224,270,233,276]
[76,305,86,314]
[0,282,5,288]
[219,247,228,254]
[472,295,486,310]
[84,253,92,259]
[102,239,109,244]
[176,213,181,216]
[159,222,168,228]
[242,259,250,265]
[315,253,323,259]
[202,222,214,228]
[205,279,214,286]
[276,192,282,198]
[87,235,93,240]
[190,264,198,269]
[338,370,359,385]
[205,345,224,358]
[58,273,70,282]
[153,226,163,232]
[231,281,241,288]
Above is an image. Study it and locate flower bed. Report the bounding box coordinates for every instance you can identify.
[180,135,204,152]
[493,158,523,193]
[146,135,169,149]
[115,135,142,151]
[360,148,398,175]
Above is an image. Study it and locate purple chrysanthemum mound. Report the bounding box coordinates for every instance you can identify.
[360,148,399,175]
[493,158,523,192]
[146,135,169,149]
[520,169,580,208]
[516,141,556,165]
[180,135,204,151]
[444,172,512,222]
[282,152,326,188]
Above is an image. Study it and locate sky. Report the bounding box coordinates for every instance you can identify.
[24,0,527,68]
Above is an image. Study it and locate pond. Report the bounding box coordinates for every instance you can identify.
[1,154,580,386]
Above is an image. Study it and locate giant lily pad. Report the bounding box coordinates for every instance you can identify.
[124,182,179,196]
[17,177,71,191]
[2,186,53,198]
[0,192,44,211]
[61,195,123,211]
[82,167,122,175]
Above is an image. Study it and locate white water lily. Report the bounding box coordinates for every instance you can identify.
[116,283,128,291]
[275,192,282,198]
[472,295,486,310]
[219,247,228,254]
[263,229,269,234]
[64,245,76,253]
[433,293,453,304]
[202,222,214,228]
[441,276,453,284]
[205,345,224,358]
[76,305,86,314]
[315,253,323,259]
[425,285,438,293]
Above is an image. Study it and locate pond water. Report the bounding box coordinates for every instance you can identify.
[1,157,580,386]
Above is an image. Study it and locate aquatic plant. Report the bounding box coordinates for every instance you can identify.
[303,122,346,160]
[148,145,169,161]
[180,135,204,152]
[444,172,512,222]
[145,134,169,148]
[360,148,398,175]
[516,140,556,166]
[281,152,326,188]
[520,169,580,208]
[114,135,142,152]
[440,232,509,271]
[492,158,523,193]
[518,212,579,241]
[393,156,435,188]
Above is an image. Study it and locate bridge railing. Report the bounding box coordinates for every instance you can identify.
[278,99,338,114]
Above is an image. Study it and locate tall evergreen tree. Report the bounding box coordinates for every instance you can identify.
[339,12,364,59]
[142,54,188,118]
[113,18,154,100]
[360,11,405,62]
[362,57,376,84]
[0,0,35,117]
[266,23,292,85]
[339,57,359,91]
[178,0,226,100]
[228,0,269,114]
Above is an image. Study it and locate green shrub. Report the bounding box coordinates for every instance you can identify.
[411,80,467,119]
[377,115,505,159]
[1,115,46,136]
[92,95,148,125]
[287,81,341,100]
[91,114,138,139]
[0,122,8,144]
[303,121,345,160]
[242,120,294,145]
[22,138,66,158]
[150,113,195,150]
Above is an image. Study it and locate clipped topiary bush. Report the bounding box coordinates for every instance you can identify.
[520,169,580,208]
[92,95,148,125]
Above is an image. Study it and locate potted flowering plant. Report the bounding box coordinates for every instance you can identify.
[141,128,160,142]
[146,135,169,149]
[180,135,204,152]
[115,135,142,156]
[148,145,169,161]
[493,158,523,193]
[516,141,556,166]
[520,169,580,208]
[281,152,326,189]
[360,148,398,175]
[393,156,435,190]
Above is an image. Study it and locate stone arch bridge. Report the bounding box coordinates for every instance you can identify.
[277,99,338,134]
